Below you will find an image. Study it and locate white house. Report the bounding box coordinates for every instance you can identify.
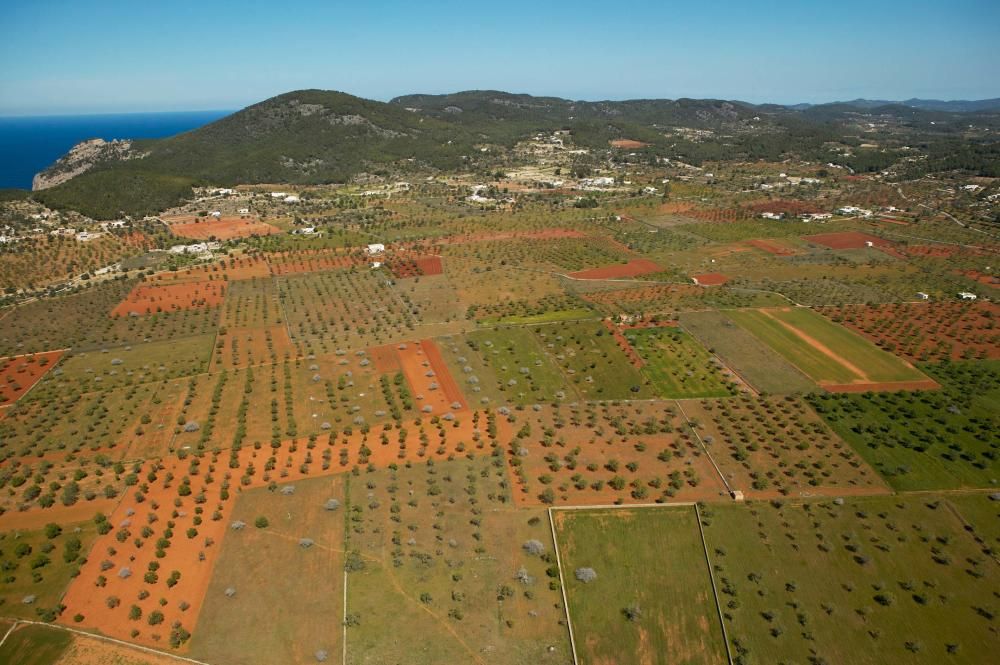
[213,188,234,195]
[958,292,978,301]
[760,212,784,220]
[75,231,101,242]
[283,195,300,204]
[209,211,222,218]
[294,227,316,235]
[366,243,385,255]
[270,192,288,198]
[917,292,930,300]
[237,208,250,215]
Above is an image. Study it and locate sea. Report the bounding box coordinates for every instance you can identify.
[0,110,231,190]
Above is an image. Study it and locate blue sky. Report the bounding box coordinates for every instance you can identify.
[1,0,998,115]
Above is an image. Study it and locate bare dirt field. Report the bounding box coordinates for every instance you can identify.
[0,349,64,405]
[396,339,467,414]
[610,139,648,149]
[803,231,893,250]
[691,272,729,286]
[388,255,444,278]
[568,258,663,280]
[746,238,799,255]
[111,281,226,317]
[167,217,282,240]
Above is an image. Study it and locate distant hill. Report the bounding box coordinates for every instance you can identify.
[791,97,1000,113]
[32,89,1000,219]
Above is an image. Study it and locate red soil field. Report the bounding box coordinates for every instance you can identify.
[265,249,367,276]
[691,272,729,286]
[679,207,749,223]
[387,255,443,278]
[367,343,402,373]
[408,228,588,249]
[803,231,893,250]
[601,320,643,368]
[905,244,960,258]
[111,281,226,317]
[395,340,467,415]
[60,412,514,648]
[957,270,1000,287]
[746,238,799,256]
[568,258,663,280]
[168,217,281,240]
[821,301,1000,361]
[0,350,64,406]
[148,257,272,283]
[610,139,648,149]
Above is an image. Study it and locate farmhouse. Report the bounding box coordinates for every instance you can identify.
[237,207,250,215]
[917,292,930,300]
[760,212,784,220]
[270,192,288,198]
[958,292,978,300]
[209,211,222,218]
[283,195,300,203]
[366,243,386,255]
[836,206,873,217]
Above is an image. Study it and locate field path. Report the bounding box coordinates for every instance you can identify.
[760,309,869,381]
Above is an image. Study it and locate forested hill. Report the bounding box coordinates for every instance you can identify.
[32,89,1000,219]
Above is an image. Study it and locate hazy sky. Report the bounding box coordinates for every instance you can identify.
[2,0,998,115]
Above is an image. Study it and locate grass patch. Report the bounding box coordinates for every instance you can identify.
[628,327,734,398]
[0,623,72,665]
[554,507,727,665]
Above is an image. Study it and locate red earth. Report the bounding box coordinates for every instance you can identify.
[568,258,663,280]
[111,281,226,317]
[387,255,444,278]
[746,238,799,256]
[691,272,729,286]
[610,139,648,149]
[803,231,893,250]
[0,350,64,406]
[167,216,282,240]
[601,319,644,368]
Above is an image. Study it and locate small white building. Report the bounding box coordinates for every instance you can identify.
[366,243,386,255]
[283,195,300,204]
[294,227,316,235]
[270,192,288,198]
[760,212,784,220]
[917,292,930,300]
[958,292,978,301]
[371,261,382,269]
[237,208,250,215]
[209,211,222,218]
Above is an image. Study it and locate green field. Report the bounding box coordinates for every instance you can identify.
[0,623,72,665]
[190,475,346,665]
[467,326,572,403]
[626,328,733,398]
[808,361,1000,490]
[554,507,727,665]
[532,321,655,400]
[727,307,927,385]
[0,520,98,620]
[702,495,999,664]
[680,310,816,394]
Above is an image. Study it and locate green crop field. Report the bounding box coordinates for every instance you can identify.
[467,327,572,403]
[727,307,928,385]
[680,311,816,394]
[484,308,597,326]
[0,623,73,665]
[554,507,727,665]
[808,361,1000,490]
[701,495,999,664]
[626,327,733,398]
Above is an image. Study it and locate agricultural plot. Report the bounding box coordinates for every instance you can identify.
[466,327,570,404]
[554,507,727,665]
[278,269,421,353]
[0,232,154,291]
[0,350,64,407]
[503,403,727,506]
[212,324,295,371]
[680,310,816,394]
[567,258,663,280]
[701,496,999,665]
[626,327,735,398]
[394,273,467,331]
[807,361,1000,490]
[821,301,1000,362]
[444,236,629,274]
[727,307,933,391]
[42,335,212,396]
[218,276,283,328]
[469,293,592,324]
[266,249,362,276]
[683,395,888,498]
[110,280,226,318]
[0,519,98,620]
[533,320,656,400]
[0,623,73,665]
[190,476,345,665]
[344,457,570,665]
[167,216,281,240]
[577,283,786,317]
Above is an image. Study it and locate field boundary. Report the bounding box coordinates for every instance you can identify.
[675,400,733,495]
[547,507,579,665]
[0,618,214,665]
[694,504,735,665]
